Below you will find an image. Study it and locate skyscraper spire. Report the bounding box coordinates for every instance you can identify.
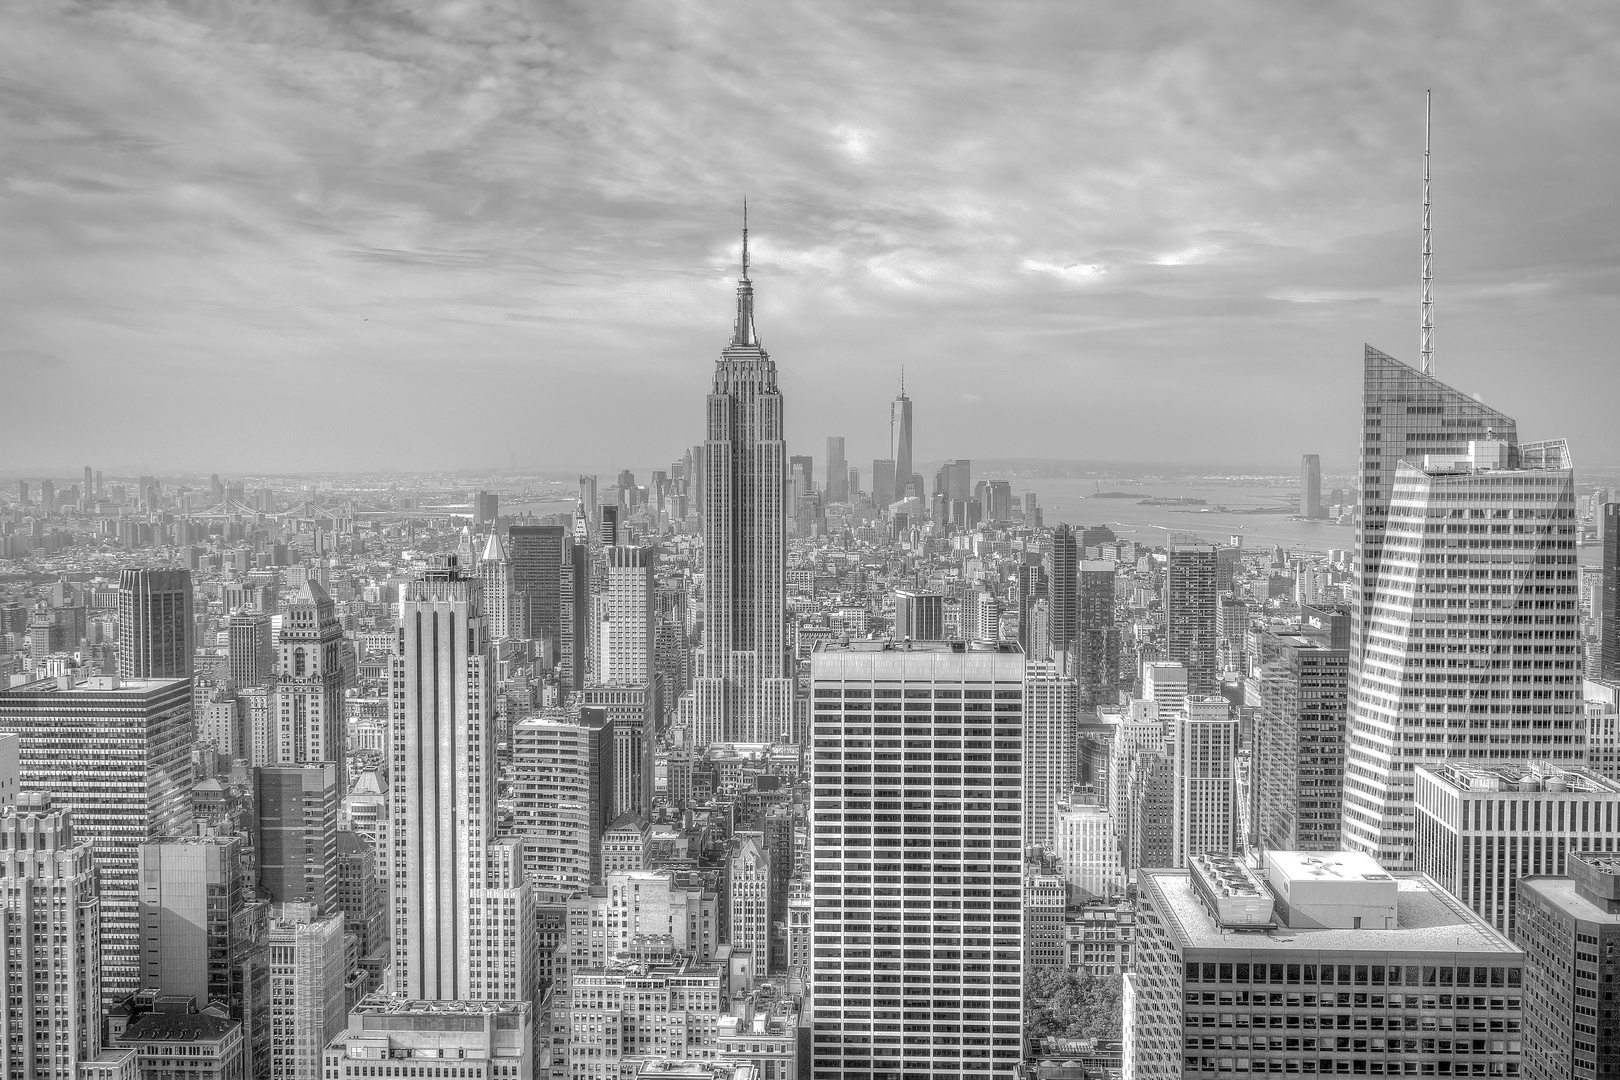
[732,200,758,346]
[1421,90,1434,377]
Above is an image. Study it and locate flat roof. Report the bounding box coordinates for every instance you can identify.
[1417,762,1620,795]
[1,676,188,695]
[813,639,1024,654]
[1520,875,1620,927]
[1143,869,1520,957]
[1267,850,1393,886]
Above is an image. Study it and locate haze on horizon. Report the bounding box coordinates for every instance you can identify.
[3,2,1618,477]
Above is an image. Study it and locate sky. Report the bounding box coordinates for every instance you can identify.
[2,1,1618,478]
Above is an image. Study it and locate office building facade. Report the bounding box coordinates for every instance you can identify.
[1517,852,1620,1080]
[1343,438,1581,870]
[273,580,347,770]
[1250,630,1348,853]
[0,674,193,1005]
[810,640,1025,1080]
[1165,545,1219,699]
[118,567,194,680]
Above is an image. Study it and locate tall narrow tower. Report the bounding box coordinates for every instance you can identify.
[389,558,493,1000]
[696,210,791,744]
[890,372,914,502]
[1421,89,1434,377]
[274,580,346,772]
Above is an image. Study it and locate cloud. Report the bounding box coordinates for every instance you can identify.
[0,1,1617,474]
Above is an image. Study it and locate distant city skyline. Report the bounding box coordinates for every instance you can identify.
[4,6,1620,472]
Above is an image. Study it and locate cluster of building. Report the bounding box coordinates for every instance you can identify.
[3,238,1620,1080]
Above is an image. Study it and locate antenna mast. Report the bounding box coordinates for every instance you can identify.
[1420,90,1434,377]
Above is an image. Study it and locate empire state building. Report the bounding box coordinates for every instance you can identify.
[693,217,792,744]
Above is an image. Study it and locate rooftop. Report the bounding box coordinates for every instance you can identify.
[1,675,187,696]
[813,638,1023,654]
[119,1012,239,1044]
[1418,762,1619,795]
[1520,874,1620,926]
[1144,867,1520,956]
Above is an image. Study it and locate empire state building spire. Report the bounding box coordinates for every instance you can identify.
[733,200,758,347]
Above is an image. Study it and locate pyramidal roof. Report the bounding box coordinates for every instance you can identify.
[480,530,506,563]
[290,578,332,607]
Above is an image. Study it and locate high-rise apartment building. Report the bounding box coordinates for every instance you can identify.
[1023,659,1077,849]
[273,581,346,770]
[1343,437,1581,870]
[1173,700,1238,868]
[1128,850,1525,1080]
[605,546,655,686]
[1414,762,1620,939]
[0,793,103,1079]
[1165,544,1219,699]
[695,226,791,746]
[267,903,348,1080]
[118,567,194,680]
[1045,524,1078,663]
[810,640,1025,1080]
[477,531,520,640]
[1250,630,1348,852]
[1518,851,1620,1080]
[893,589,945,642]
[509,711,614,888]
[826,436,849,503]
[228,609,275,688]
[0,674,193,1005]
[1300,453,1323,519]
[257,763,340,912]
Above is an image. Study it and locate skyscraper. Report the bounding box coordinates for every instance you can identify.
[1352,345,1516,707]
[695,219,791,745]
[256,763,340,912]
[477,530,520,640]
[1164,544,1218,699]
[1074,559,1118,710]
[1250,629,1348,853]
[273,581,346,770]
[871,458,896,508]
[390,558,533,1001]
[825,436,848,503]
[604,545,656,815]
[0,793,103,1080]
[892,589,945,642]
[509,711,613,887]
[1343,437,1580,870]
[1023,659,1077,849]
[228,608,275,688]
[1602,502,1619,681]
[1518,852,1620,1080]
[890,375,913,503]
[1172,700,1239,867]
[0,674,193,1006]
[1044,524,1078,663]
[508,523,565,649]
[728,833,772,979]
[118,567,194,680]
[1299,453,1323,518]
[137,835,270,1065]
[810,639,1025,1080]
[267,904,348,1080]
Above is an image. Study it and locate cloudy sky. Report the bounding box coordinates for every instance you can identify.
[2,1,1618,477]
